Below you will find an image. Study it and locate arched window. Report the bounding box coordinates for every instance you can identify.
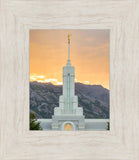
[64,123,73,131]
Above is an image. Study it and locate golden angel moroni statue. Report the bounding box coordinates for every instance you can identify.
[68,34,70,43]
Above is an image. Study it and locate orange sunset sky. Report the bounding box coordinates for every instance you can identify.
[30,30,109,89]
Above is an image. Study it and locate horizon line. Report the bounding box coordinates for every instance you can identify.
[30,80,109,90]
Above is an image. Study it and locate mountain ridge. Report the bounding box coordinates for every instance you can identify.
[30,81,109,119]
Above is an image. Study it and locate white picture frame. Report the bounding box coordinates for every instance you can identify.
[0,0,139,159]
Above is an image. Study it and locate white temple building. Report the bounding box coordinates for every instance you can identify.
[52,35,85,130]
[38,35,109,131]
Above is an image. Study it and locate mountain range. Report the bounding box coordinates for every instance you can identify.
[30,81,109,119]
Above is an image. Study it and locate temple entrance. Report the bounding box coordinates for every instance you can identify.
[64,123,73,131]
[61,121,75,131]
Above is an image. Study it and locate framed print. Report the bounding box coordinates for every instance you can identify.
[0,0,139,160]
[29,29,110,131]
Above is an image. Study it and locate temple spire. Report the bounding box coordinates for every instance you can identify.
[67,34,71,66]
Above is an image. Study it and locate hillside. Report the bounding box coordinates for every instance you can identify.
[30,82,109,119]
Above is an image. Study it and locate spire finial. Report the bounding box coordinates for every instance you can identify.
[67,34,71,66]
[68,34,70,43]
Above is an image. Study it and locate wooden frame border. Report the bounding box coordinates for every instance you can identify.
[0,0,139,159]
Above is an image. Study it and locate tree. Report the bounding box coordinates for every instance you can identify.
[30,112,42,130]
[107,122,110,130]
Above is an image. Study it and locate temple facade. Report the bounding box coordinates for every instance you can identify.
[52,35,85,130]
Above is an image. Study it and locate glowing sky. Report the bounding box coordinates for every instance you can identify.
[30,30,109,89]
